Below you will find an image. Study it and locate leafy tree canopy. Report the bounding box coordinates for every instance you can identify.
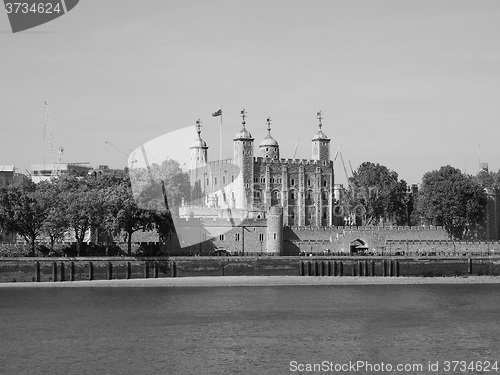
[416,165,487,240]
[347,162,408,226]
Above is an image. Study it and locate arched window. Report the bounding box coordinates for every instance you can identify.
[305,190,313,205]
[271,191,281,206]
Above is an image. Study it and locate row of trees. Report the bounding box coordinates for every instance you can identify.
[343,162,495,240]
[0,159,496,255]
[0,160,189,256]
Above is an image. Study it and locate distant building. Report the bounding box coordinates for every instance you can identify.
[30,163,92,183]
[0,165,26,187]
[87,165,123,178]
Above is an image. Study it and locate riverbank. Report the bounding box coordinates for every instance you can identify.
[3,256,500,282]
[1,275,500,288]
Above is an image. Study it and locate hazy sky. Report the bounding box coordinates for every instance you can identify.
[1,0,499,185]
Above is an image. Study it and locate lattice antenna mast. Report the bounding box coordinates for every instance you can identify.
[44,101,56,167]
[44,102,65,178]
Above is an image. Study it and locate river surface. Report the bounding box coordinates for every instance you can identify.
[1,284,499,374]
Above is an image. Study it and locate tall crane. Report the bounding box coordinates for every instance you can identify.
[105,141,136,167]
[333,146,351,187]
[293,139,300,159]
[105,141,129,158]
[44,102,64,178]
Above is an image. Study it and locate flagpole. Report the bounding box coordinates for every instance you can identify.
[220,106,223,160]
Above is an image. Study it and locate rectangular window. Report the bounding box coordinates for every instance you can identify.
[273,233,277,240]
[235,233,240,241]
[259,233,264,242]
[219,234,225,241]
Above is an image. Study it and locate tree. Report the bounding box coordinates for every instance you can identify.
[0,180,50,255]
[38,181,70,252]
[346,162,408,226]
[416,165,487,240]
[474,169,498,189]
[58,173,109,256]
[129,159,190,245]
[0,186,9,242]
[129,158,190,213]
[105,170,156,255]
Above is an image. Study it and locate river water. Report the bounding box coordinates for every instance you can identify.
[1,284,499,374]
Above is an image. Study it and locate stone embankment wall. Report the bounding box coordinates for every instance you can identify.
[1,256,500,283]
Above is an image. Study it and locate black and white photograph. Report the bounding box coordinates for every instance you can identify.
[1,1,500,374]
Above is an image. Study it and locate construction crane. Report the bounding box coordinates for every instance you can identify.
[105,141,137,168]
[333,146,351,187]
[333,145,341,162]
[52,146,64,178]
[339,152,351,186]
[293,139,300,159]
[43,102,64,178]
[105,141,130,158]
[348,160,354,176]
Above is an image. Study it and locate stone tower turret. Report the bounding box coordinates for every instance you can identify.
[189,119,208,169]
[233,109,254,211]
[259,117,279,160]
[266,206,283,255]
[312,111,330,162]
[189,119,208,206]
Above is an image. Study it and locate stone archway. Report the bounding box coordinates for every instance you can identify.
[350,238,368,255]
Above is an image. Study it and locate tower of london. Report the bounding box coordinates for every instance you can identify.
[182,110,335,227]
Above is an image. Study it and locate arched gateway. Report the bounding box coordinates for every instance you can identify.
[350,239,369,255]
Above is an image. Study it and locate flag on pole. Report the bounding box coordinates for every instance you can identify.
[212,108,222,117]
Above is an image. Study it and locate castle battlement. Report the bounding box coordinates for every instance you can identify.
[252,157,333,166]
[207,158,234,166]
